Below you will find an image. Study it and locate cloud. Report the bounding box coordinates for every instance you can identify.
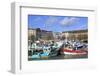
[78,24,88,30]
[60,17,80,26]
[34,17,41,21]
[45,16,58,26]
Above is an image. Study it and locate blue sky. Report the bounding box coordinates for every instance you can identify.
[28,15,88,32]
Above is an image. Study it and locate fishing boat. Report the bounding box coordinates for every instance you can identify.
[63,45,87,55]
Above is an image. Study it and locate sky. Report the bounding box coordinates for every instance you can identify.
[28,15,88,32]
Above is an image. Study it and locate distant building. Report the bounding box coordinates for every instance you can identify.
[28,28,54,41]
[28,28,88,42]
[53,32,62,40]
[40,30,54,40]
[28,28,36,41]
[62,30,88,41]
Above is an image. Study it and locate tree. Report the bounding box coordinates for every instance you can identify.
[36,28,41,40]
[61,35,66,40]
[31,35,36,42]
[47,35,52,40]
